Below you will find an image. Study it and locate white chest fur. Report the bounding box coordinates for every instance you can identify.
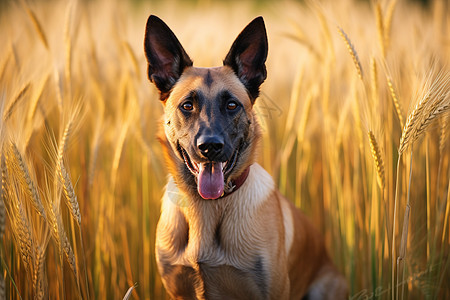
[158,163,276,270]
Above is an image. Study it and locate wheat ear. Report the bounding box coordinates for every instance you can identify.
[46,200,78,277]
[399,71,450,154]
[61,227,78,277]
[337,26,363,80]
[59,161,80,226]
[368,130,385,190]
[56,107,82,226]
[12,190,33,269]
[33,245,47,300]
[387,76,405,129]
[8,142,46,219]
[123,284,138,300]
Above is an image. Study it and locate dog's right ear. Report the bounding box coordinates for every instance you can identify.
[144,15,193,101]
[223,17,268,102]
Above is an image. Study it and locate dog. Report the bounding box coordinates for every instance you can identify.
[144,15,348,299]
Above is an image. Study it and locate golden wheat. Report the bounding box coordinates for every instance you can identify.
[64,0,76,89]
[383,0,397,51]
[59,161,81,226]
[375,1,386,58]
[45,198,78,278]
[22,2,49,50]
[3,83,31,122]
[11,190,33,269]
[439,114,448,155]
[399,71,450,154]
[371,57,378,103]
[387,75,405,129]
[8,142,46,219]
[27,72,50,124]
[368,130,385,190]
[61,227,78,277]
[33,245,47,300]
[0,0,448,298]
[0,154,5,238]
[0,273,4,300]
[337,26,364,80]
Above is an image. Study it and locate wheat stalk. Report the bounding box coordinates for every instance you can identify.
[375,1,386,57]
[384,0,397,50]
[0,47,13,82]
[297,88,314,144]
[311,3,335,62]
[122,41,140,78]
[368,130,385,190]
[0,153,7,238]
[88,120,103,187]
[0,272,4,300]
[399,71,450,154]
[64,0,75,90]
[371,57,378,103]
[387,76,405,129]
[439,114,448,155]
[53,69,63,113]
[397,203,410,299]
[27,72,50,123]
[337,26,363,80]
[3,83,31,122]
[22,3,49,50]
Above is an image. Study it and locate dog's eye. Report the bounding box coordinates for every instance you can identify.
[181,101,194,111]
[227,101,238,110]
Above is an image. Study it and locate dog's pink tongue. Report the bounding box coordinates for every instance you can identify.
[197,162,224,199]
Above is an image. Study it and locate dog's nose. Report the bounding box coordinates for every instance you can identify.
[197,135,224,160]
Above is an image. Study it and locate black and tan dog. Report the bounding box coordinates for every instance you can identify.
[144,15,348,299]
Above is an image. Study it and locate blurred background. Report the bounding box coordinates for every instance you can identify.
[0,0,449,299]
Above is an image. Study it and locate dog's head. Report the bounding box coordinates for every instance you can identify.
[144,15,268,200]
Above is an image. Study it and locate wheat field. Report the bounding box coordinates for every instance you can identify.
[0,0,449,299]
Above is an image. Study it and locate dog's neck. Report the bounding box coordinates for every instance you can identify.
[222,166,250,197]
[161,164,275,265]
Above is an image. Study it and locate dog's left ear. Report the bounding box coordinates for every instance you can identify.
[223,16,268,102]
[144,15,193,101]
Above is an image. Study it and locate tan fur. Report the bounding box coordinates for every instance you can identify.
[157,164,347,299]
[147,16,348,298]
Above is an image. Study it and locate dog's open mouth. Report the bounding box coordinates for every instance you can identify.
[181,148,238,199]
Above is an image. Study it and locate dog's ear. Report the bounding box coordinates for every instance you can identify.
[223,16,268,102]
[144,15,193,101]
